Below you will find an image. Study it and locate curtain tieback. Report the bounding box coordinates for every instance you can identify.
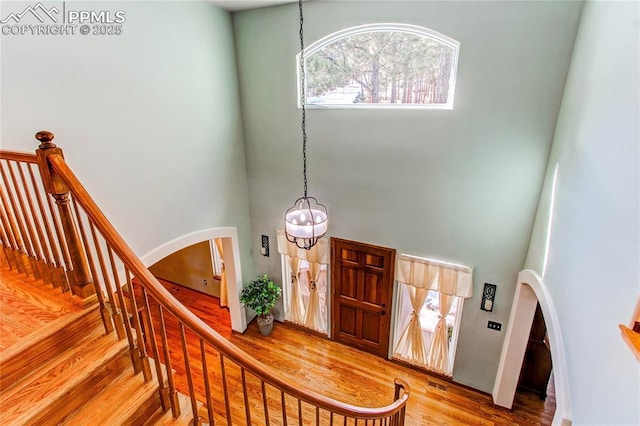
[310,281,317,290]
[410,309,417,316]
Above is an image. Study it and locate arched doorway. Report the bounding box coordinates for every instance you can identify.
[493,269,571,425]
[139,227,247,332]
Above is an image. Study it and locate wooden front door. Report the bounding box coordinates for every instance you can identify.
[331,238,395,358]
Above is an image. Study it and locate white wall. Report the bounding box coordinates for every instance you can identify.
[0,1,254,278]
[233,1,582,392]
[525,1,640,423]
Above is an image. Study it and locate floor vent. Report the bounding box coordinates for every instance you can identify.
[427,380,448,391]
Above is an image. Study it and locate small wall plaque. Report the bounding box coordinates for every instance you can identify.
[481,283,497,312]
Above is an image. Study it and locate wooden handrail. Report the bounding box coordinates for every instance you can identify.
[46,151,410,418]
[0,151,38,163]
[620,324,640,362]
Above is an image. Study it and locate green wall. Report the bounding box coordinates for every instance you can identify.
[1,1,254,280]
[234,0,582,392]
[525,1,640,422]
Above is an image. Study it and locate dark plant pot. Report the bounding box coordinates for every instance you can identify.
[257,313,274,336]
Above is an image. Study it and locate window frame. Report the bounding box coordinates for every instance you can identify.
[210,239,223,280]
[392,284,465,376]
[280,254,330,336]
[298,23,461,110]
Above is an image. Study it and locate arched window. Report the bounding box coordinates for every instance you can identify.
[300,24,460,109]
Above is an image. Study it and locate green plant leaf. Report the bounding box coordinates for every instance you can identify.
[239,274,282,317]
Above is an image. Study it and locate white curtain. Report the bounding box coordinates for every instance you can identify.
[317,265,327,319]
[297,261,311,307]
[276,230,330,264]
[396,254,473,297]
[277,229,329,334]
[394,254,473,375]
[304,260,327,332]
[427,292,455,374]
[285,256,305,323]
[393,286,430,365]
[214,238,228,307]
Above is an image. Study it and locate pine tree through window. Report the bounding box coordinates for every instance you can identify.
[302,24,460,109]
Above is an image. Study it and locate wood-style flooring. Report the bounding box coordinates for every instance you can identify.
[150,279,555,425]
[0,267,80,351]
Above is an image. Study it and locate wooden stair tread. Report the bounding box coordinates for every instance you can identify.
[0,326,127,425]
[0,264,203,426]
[59,354,161,426]
[0,265,78,310]
[0,303,100,372]
[0,266,83,351]
[145,392,202,425]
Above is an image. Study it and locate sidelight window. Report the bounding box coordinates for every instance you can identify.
[277,230,329,335]
[392,254,473,376]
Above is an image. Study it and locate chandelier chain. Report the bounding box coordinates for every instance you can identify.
[299,0,308,199]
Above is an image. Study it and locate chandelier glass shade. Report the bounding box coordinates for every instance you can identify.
[284,0,328,250]
[285,196,328,250]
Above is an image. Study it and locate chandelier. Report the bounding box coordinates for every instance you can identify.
[284,0,328,250]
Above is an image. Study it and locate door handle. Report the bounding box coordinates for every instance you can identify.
[381,303,386,308]
[379,310,386,315]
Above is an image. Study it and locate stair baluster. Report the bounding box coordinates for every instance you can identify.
[14,160,51,283]
[27,163,69,291]
[0,162,34,276]
[142,285,171,413]
[0,198,20,271]
[72,198,113,334]
[89,219,126,338]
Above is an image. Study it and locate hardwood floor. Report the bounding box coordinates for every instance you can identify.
[148,279,555,425]
[0,263,556,425]
[0,266,80,351]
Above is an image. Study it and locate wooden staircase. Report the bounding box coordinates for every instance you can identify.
[1,138,410,426]
[0,265,196,425]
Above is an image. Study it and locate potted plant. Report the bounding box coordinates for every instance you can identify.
[240,274,282,336]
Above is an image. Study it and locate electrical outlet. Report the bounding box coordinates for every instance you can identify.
[487,321,502,331]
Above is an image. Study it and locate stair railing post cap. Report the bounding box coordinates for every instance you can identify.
[35,130,56,149]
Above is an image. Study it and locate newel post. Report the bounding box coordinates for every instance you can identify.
[35,131,96,299]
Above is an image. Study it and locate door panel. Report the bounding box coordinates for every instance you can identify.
[340,306,357,336]
[365,253,385,268]
[340,268,358,299]
[362,311,381,343]
[341,248,359,263]
[331,238,395,358]
[363,272,382,305]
